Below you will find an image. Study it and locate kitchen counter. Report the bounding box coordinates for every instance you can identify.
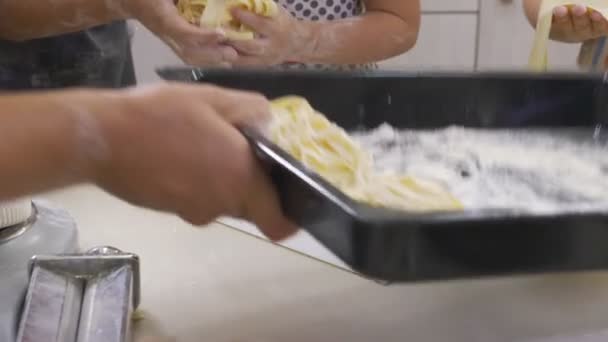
[40,185,608,342]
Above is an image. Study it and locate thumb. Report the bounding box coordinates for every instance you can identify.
[242,156,297,241]
[231,8,274,36]
[140,2,226,46]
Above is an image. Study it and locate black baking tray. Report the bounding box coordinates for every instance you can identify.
[157,67,608,282]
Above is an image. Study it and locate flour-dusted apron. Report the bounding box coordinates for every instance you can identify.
[0,20,136,90]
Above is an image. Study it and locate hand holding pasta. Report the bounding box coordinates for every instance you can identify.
[122,0,238,66]
[529,0,608,70]
[228,5,315,66]
[549,4,608,42]
[267,96,463,212]
[176,0,278,40]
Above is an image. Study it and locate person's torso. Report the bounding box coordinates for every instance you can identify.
[278,0,363,21]
[276,0,377,71]
[0,21,136,90]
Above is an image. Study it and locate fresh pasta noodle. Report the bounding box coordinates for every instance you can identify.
[268,96,464,212]
[529,0,608,71]
[176,0,278,40]
[176,0,206,25]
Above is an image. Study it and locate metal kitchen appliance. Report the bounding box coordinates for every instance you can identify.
[158,67,608,283]
[16,246,140,342]
[0,200,78,341]
[0,197,140,342]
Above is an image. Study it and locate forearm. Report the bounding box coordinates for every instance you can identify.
[298,11,419,65]
[0,0,127,41]
[0,90,117,201]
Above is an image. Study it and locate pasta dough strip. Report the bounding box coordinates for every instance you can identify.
[268,96,463,213]
[529,0,608,71]
[177,0,207,25]
[176,0,278,40]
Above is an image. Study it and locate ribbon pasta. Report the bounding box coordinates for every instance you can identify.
[268,96,464,212]
[176,0,278,40]
[529,0,608,71]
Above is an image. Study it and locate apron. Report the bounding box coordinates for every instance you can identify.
[0,20,136,90]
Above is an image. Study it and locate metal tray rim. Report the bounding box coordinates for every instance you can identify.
[157,66,608,83]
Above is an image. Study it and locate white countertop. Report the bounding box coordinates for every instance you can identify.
[39,185,608,342]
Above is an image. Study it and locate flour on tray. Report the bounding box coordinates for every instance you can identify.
[352,124,608,214]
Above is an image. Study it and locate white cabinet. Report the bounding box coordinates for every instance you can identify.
[379,14,478,71]
[422,0,478,12]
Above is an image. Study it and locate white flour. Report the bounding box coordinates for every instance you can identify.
[352,124,608,214]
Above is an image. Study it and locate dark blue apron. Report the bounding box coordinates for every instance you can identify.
[0,20,136,90]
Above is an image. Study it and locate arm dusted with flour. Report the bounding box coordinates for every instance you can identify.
[301,0,421,64]
[229,0,420,66]
[0,84,295,240]
[0,90,105,198]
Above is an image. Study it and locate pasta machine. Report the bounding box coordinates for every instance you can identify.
[0,199,140,342]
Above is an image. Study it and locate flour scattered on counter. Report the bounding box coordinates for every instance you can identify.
[352,124,608,214]
[131,309,145,321]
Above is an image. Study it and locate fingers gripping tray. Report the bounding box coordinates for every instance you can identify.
[158,68,608,282]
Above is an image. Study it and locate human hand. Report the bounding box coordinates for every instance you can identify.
[94,82,296,240]
[550,5,608,43]
[122,0,238,66]
[227,6,318,66]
